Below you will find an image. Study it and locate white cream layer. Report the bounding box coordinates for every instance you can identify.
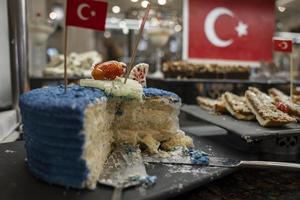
[80,78,143,101]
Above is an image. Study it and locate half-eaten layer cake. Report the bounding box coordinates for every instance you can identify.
[19,82,193,189]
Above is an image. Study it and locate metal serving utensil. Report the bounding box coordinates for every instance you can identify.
[144,156,300,171]
[98,146,148,200]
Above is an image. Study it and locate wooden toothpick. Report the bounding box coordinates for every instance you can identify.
[124,2,151,84]
[290,47,294,98]
[64,26,68,93]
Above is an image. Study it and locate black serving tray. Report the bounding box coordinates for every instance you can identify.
[181,105,300,142]
[0,123,254,200]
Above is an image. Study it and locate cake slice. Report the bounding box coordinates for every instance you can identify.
[20,60,194,190]
[20,85,193,189]
[245,88,296,127]
[269,88,300,121]
[248,87,274,104]
[196,96,227,114]
[222,92,255,120]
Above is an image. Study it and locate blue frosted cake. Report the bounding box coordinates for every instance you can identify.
[20,77,193,189]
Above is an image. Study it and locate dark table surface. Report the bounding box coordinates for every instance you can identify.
[2,116,300,200]
[0,140,230,200]
[0,116,241,200]
[173,168,300,200]
[176,115,300,200]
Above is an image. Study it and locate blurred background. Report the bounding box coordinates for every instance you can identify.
[2,0,300,142]
[23,0,300,101]
[28,0,183,78]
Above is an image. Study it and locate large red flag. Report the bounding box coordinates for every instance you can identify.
[273,38,293,53]
[185,0,275,62]
[66,0,108,31]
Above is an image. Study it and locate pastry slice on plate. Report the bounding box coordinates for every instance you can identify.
[245,88,296,127]
[222,92,255,120]
[269,88,300,122]
[293,95,300,105]
[269,88,300,105]
[269,88,290,102]
[248,87,274,104]
[196,96,227,114]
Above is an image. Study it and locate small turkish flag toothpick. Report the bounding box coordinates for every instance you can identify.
[273,38,293,53]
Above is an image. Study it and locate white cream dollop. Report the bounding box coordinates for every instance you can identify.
[80,77,143,101]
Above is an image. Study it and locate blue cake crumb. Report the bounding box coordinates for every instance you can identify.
[126,146,137,155]
[184,148,209,165]
[129,175,157,187]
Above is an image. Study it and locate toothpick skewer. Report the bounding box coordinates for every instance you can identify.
[63,26,68,93]
[290,47,294,98]
[124,3,151,84]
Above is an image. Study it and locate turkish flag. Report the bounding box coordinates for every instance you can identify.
[273,38,293,53]
[186,0,275,62]
[66,0,108,31]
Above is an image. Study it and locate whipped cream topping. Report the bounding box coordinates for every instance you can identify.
[80,77,143,101]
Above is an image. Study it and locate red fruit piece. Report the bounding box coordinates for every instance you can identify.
[276,102,289,113]
[91,61,125,80]
[91,67,105,80]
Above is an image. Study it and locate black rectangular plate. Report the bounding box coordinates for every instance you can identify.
[181,105,300,142]
[0,127,252,200]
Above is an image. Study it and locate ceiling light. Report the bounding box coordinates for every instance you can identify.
[51,5,64,21]
[158,0,167,5]
[49,12,57,20]
[278,6,286,12]
[112,6,121,14]
[174,24,182,32]
[131,0,139,2]
[141,0,149,8]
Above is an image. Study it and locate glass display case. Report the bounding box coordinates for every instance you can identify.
[26,0,300,103]
[27,0,183,88]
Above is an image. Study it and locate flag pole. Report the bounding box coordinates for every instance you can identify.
[124,2,151,84]
[64,16,69,93]
[290,47,294,98]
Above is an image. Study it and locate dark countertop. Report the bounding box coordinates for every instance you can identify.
[2,115,300,200]
[174,168,300,200]
[177,115,300,200]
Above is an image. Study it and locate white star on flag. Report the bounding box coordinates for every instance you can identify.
[235,21,248,37]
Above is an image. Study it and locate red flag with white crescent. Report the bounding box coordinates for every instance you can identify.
[66,0,108,31]
[273,38,293,53]
[186,0,275,62]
